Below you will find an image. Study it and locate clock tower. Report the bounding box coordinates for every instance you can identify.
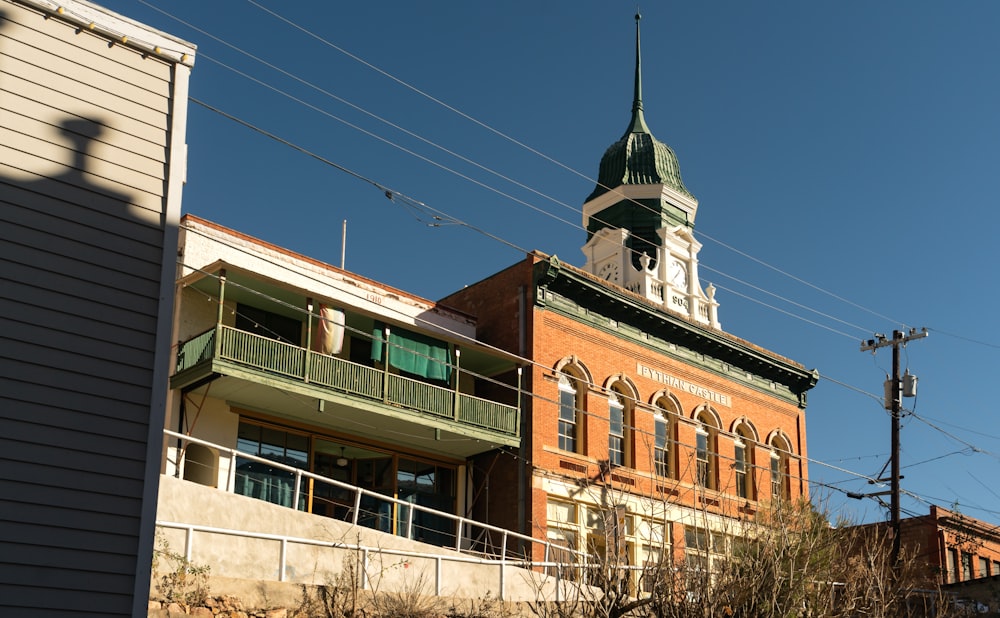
[581,14,719,329]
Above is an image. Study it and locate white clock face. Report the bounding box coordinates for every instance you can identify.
[599,261,620,282]
[669,260,687,287]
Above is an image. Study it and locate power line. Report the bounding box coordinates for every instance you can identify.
[144,0,904,349]
[128,0,1000,523]
[177,222,886,494]
[183,99,1000,496]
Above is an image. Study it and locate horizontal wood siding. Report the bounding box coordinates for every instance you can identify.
[0,1,186,614]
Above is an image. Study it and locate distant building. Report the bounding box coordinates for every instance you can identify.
[899,505,1000,585]
[840,505,1000,614]
[0,0,194,615]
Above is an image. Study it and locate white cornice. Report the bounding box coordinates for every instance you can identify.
[13,0,196,66]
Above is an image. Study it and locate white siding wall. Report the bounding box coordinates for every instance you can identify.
[0,1,193,615]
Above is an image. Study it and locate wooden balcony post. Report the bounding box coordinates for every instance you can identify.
[516,366,523,432]
[453,347,461,421]
[382,327,391,403]
[214,269,227,357]
[304,298,313,384]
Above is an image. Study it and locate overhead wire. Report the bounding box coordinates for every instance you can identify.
[131,1,1000,518]
[176,221,891,502]
[185,92,994,523]
[176,100,981,508]
[139,0,897,347]
[233,0,910,333]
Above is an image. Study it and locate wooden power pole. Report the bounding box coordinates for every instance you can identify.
[860,327,928,566]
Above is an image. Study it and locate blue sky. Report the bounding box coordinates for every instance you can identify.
[101,0,1000,525]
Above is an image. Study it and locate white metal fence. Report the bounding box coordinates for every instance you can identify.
[163,429,587,566]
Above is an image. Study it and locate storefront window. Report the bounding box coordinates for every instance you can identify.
[235,423,308,509]
[235,419,457,545]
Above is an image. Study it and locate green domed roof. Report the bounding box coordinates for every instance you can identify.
[586,15,692,202]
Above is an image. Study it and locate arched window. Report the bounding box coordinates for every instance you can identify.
[609,392,625,466]
[653,394,680,478]
[695,409,719,490]
[733,423,756,500]
[607,383,633,467]
[769,434,792,501]
[558,372,584,453]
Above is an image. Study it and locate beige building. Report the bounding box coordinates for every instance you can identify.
[0,1,194,615]
[156,215,552,601]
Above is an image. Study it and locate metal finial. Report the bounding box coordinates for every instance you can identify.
[627,10,649,134]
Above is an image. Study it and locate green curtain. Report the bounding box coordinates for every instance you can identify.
[371,323,451,382]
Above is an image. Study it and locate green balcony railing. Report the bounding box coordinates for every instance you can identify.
[388,374,454,419]
[459,393,519,435]
[176,325,519,438]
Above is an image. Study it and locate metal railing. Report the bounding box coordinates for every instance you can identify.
[155,519,526,594]
[166,430,577,566]
[175,326,519,437]
[154,519,610,602]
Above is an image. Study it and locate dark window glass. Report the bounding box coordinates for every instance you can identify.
[235,303,302,345]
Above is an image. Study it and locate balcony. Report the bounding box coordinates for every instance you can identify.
[171,324,521,456]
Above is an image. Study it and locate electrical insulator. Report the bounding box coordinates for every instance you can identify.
[902,370,918,398]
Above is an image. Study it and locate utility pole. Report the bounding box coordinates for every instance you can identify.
[859,327,928,566]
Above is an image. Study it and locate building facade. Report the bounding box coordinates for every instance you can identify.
[155,16,817,598]
[0,0,194,615]
[900,505,1000,585]
[440,16,817,576]
[163,215,525,547]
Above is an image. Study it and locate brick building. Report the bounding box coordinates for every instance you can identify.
[440,16,817,572]
[151,12,816,601]
[898,505,1000,585]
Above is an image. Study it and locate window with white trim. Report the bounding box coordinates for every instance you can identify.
[696,426,710,488]
[654,396,679,479]
[683,526,730,596]
[733,423,756,500]
[962,552,973,581]
[608,392,626,466]
[695,409,719,490]
[558,373,583,453]
[654,414,669,477]
[546,499,580,577]
[734,438,749,499]
[638,519,671,595]
[946,547,958,583]
[769,434,791,501]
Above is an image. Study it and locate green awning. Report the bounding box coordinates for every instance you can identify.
[371,323,451,382]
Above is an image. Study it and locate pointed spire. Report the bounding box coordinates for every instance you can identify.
[627,12,650,135]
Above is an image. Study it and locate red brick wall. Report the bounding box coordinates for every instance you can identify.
[445,254,809,547]
[528,309,806,510]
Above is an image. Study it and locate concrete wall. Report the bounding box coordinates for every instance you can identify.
[155,476,561,603]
